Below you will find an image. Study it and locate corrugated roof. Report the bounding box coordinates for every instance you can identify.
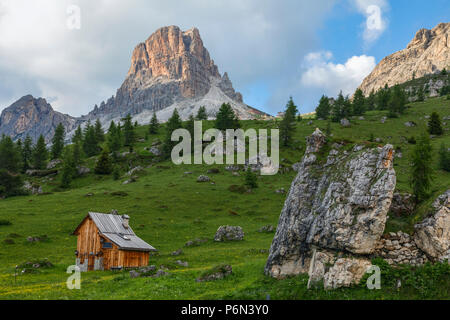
[84,212,156,252]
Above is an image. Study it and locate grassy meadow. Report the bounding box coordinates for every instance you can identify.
[0,96,449,300]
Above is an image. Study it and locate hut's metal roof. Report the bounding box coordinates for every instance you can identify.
[75,212,156,252]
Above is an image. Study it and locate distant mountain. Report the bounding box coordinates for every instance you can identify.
[0,95,76,143]
[83,25,268,126]
[359,22,450,95]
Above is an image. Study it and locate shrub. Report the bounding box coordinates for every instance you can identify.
[0,220,12,226]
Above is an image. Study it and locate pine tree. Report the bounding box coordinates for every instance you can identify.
[186,114,195,138]
[428,112,443,135]
[94,119,105,144]
[352,89,366,116]
[342,95,352,119]
[410,132,434,203]
[94,148,113,175]
[22,135,33,172]
[331,92,346,122]
[0,135,21,173]
[72,125,83,144]
[377,85,391,110]
[280,98,297,147]
[244,167,258,189]
[196,106,208,121]
[438,143,450,172]
[83,122,100,157]
[122,114,135,150]
[72,141,82,168]
[162,109,183,158]
[365,90,376,111]
[0,169,24,198]
[33,135,48,170]
[215,103,240,131]
[417,86,425,102]
[149,112,159,134]
[51,123,65,160]
[107,121,121,154]
[316,95,331,120]
[60,148,76,188]
[388,85,406,118]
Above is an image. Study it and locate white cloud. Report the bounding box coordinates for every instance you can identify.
[353,0,388,44]
[300,51,376,97]
[0,0,336,116]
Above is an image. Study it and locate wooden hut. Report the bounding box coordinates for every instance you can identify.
[73,212,156,271]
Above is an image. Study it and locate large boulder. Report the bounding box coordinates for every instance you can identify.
[265,129,396,282]
[214,226,244,242]
[414,190,450,263]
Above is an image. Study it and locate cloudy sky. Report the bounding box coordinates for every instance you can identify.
[0,0,448,116]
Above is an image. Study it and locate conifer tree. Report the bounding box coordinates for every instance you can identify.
[215,103,240,131]
[107,121,122,154]
[22,135,33,172]
[244,167,258,189]
[388,85,406,118]
[365,90,376,111]
[51,123,65,160]
[0,135,21,173]
[316,95,331,120]
[280,98,298,147]
[196,106,208,121]
[377,85,391,110]
[33,135,48,170]
[60,147,76,188]
[122,114,135,150]
[428,112,443,135]
[417,86,425,102]
[94,119,105,144]
[410,132,434,203]
[149,112,159,134]
[438,143,450,172]
[352,88,366,116]
[83,122,100,157]
[331,92,346,122]
[94,148,113,175]
[72,125,83,144]
[162,109,183,158]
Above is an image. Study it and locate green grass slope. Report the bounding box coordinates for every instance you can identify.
[0,96,449,300]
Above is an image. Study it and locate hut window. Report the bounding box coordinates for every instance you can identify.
[102,242,113,249]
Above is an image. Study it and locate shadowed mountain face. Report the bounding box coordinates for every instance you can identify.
[359,22,450,95]
[0,95,76,143]
[83,25,266,125]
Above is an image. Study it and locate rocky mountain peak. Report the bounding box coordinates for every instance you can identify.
[83,25,262,126]
[0,95,76,143]
[359,22,450,95]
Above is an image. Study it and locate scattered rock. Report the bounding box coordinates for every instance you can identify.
[381,117,387,124]
[404,121,417,127]
[127,166,143,176]
[171,249,183,256]
[23,181,43,195]
[340,118,351,127]
[197,175,211,183]
[214,226,244,242]
[259,225,275,233]
[176,260,189,267]
[196,264,232,282]
[77,166,91,176]
[185,238,208,247]
[46,159,62,169]
[149,147,162,156]
[275,188,286,194]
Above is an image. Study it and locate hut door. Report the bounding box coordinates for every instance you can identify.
[88,255,95,271]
